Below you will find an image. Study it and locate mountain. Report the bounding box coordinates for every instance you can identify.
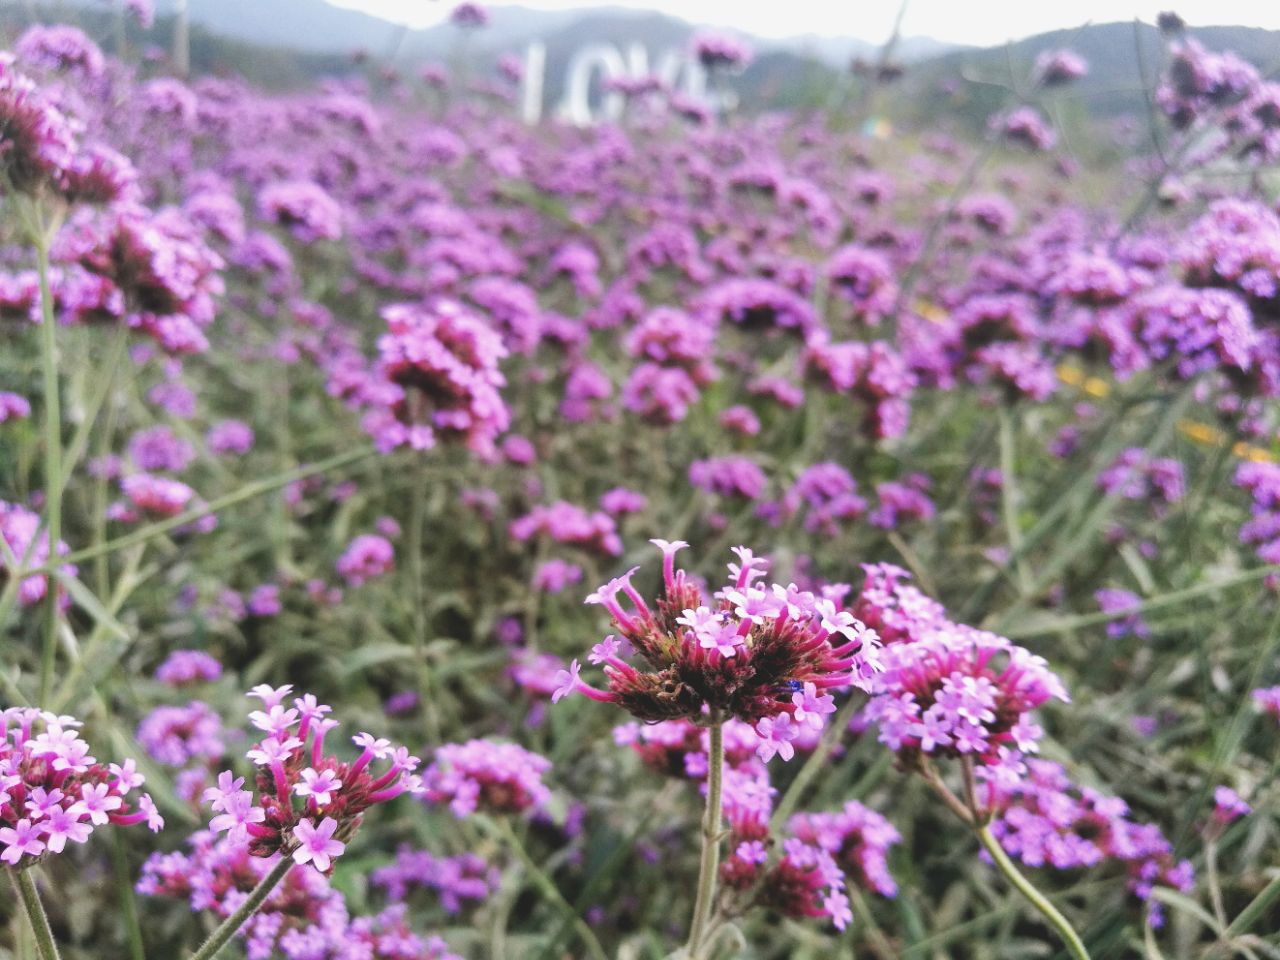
[768,33,972,70]
[153,0,406,54]
[888,21,1280,134]
[2,2,1278,132]
[147,0,963,66]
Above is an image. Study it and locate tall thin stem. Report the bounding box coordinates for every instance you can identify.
[976,825,1091,960]
[9,868,63,960]
[1225,866,1280,938]
[110,832,147,960]
[489,817,608,960]
[684,719,724,959]
[187,856,293,960]
[35,230,62,706]
[406,471,440,743]
[88,328,129,599]
[771,694,861,833]
[997,405,1031,595]
[408,472,427,653]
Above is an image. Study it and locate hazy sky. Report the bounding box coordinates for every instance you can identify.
[330,0,1280,44]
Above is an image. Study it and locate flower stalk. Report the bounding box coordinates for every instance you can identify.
[9,867,63,960]
[34,224,61,707]
[187,856,294,960]
[684,718,724,959]
[488,817,608,960]
[976,824,1091,960]
[922,758,1090,960]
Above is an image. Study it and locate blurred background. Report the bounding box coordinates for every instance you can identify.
[6,0,1280,135]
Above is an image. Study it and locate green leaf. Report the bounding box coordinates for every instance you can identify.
[54,570,130,641]
[335,643,416,678]
[1147,888,1224,936]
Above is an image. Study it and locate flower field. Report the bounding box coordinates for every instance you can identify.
[2,7,1280,959]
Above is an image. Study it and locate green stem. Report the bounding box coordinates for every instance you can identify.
[993,383,1195,630]
[110,832,146,960]
[35,230,62,707]
[187,856,293,960]
[408,472,427,653]
[958,392,1145,623]
[406,472,442,743]
[536,782,680,960]
[685,720,724,959]
[997,404,1031,595]
[1002,563,1280,639]
[771,694,861,833]
[490,818,608,960]
[976,825,1091,960]
[61,324,129,499]
[893,138,996,316]
[87,328,129,599]
[1204,837,1227,932]
[1225,867,1280,938]
[9,868,63,960]
[28,446,377,575]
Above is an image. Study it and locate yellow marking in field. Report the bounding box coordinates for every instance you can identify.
[912,304,1276,464]
[912,300,949,324]
[1056,363,1275,464]
[1178,420,1217,445]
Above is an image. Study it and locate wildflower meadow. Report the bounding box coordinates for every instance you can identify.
[2,3,1280,958]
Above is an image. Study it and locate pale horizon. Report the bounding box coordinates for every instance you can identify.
[328,0,1280,45]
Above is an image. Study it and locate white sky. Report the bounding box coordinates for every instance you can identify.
[329,0,1280,43]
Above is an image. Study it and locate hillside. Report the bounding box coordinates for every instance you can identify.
[1,2,1277,129]
[893,21,1280,131]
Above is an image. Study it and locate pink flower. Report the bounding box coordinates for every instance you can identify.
[790,682,836,730]
[756,714,800,763]
[248,704,300,737]
[0,819,45,864]
[208,790,263,840]
[292,816,345,872]
[551,660,581,703]
[40,806,91,853]
[120,793,164,831]
[295,768,344,808]
[247,684,294,708]
[247,737,302,766]
[74,783,122,825]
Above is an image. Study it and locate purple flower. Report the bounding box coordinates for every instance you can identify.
[336,534,395,586]
[0,392,30,422]
[360,301,510,456]
[692,31,752,70]
[258,180,343,243]
[551,660,581,704]
[1095,588,1150,639]
[992,107,1057,151]
[292,816,346,873]
[206,420,254,455]
[422,740,552,818]
[1212,786,1250,825]
[1034,49,1089,87]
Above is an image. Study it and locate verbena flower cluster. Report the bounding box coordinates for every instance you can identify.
[355,301,511,455]
[0,499,75,607]
[1,708,162,867]
[857,564,1068,783]
[987,759,1194,927]
[420,739,552,817]
[371,847,500,913]
[139,832,462,959]
[202,686,421,873]
[560,539,882,761]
